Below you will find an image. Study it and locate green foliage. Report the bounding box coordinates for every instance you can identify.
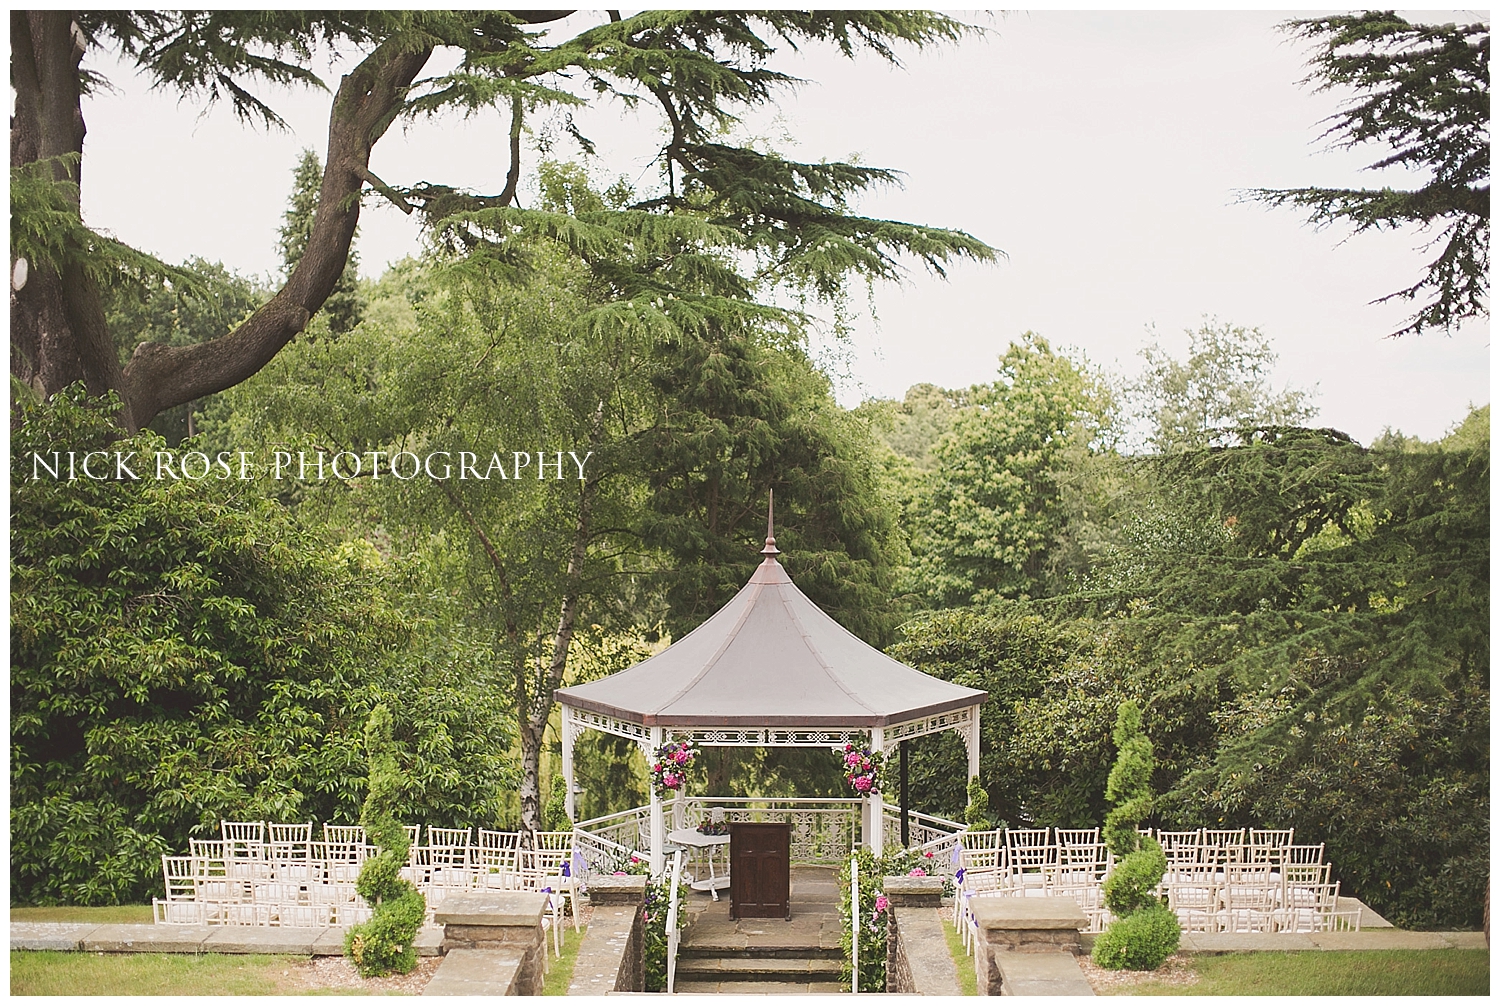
[1248,13,1489,336]
[10,389,512,906]
[837,848,920,992]
[903,334,1113,606]
[344,704,425,977]
[641,874,690,992]
[10,158,209,302]
[1128,320,1316,453]
[1102,839,1168,917]
[905,425,1487,930]
[623,254,906,646]
[964,776,992,831]
[1091,903,1180,971]
[890,605,1096,827]
[1100,700,1171,959]
[1103,701,1154,858]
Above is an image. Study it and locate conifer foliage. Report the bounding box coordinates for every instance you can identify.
[344,705,426,977]
[1250,12,1489,336]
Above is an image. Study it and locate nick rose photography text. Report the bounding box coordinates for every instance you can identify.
[27,449,595,482]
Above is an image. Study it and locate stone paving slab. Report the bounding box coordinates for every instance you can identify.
[203,927,324,955]
[897,909,961,996]
[82,924,215,953]
[567,905,637,995]
[1341,896,1393,927]
[421,947,522,996]
[1310,930,1453,951]
[1182,932,1318,953]
[994,950,1095,996]
[9,922,103,951]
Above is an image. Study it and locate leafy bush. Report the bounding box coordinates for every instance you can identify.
[1091,903,1181,971]
[344,706,425,977]
[10,390,513,906]
[642,873,690,991]
[838,846,928,991]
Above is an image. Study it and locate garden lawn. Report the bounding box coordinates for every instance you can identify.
[941,916,979,995]
[541,923,588,994]
[8,951,371,996]
[12,905,154,924]
[1112,949,1488,996]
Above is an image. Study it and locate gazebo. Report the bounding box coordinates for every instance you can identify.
[555,506,988,875]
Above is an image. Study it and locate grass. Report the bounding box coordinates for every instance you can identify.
[940,916,978,995]
[11,951,324,996]
[541,922,588,995]
[1111,949,1489,996]
[12,905,154,924]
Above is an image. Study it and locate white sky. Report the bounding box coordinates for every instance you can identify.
[77,10,1490,445]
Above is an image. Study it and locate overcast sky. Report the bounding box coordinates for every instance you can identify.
[78,10,1489,445]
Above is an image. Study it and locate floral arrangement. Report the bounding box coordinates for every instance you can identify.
[696,820,730,836]
[650,738,696,792]
[840,742,882,795]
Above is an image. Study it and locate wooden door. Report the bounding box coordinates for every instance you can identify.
[729,822,791,919]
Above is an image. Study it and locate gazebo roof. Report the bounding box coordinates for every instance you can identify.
[555,550,988,728]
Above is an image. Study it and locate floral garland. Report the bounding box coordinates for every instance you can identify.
[841,742,882,795]
[650,738,696,792]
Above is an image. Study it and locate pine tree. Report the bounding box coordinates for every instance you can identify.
[1248,12,1489,336]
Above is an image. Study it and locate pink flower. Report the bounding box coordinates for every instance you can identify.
[874,894,890,915]
[613,871,627,876]
[908,867,926,877]
[924,851,934,858]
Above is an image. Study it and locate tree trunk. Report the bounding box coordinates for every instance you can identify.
[10,13,124,410]
[519,474,596,836]
[10,16,434,430]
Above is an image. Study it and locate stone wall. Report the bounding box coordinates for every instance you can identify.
[883,877,961,995]
[567,875,646,994]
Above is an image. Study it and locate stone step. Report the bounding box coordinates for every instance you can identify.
[672,979,849,994]
[679,945,844,961]
[675,955,845,982]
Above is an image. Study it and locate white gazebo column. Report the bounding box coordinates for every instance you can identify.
[648,726,665,876]
[562,704,577,822]
[966,705,981,780]
[868,726,884,856]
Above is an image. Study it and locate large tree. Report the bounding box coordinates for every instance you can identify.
[11,11,991,430]
[1247,12,1489,337]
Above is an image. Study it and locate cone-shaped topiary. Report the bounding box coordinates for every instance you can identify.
[344,704,426,976]
[1094,700,1179,970]
[965,777,992,831]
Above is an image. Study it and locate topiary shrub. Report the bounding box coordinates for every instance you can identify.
[965,777,992,830]
[1091,903,1180,970]
[1093,700,1179,971]
[344,705,426,977]
[1102,837,1167,916]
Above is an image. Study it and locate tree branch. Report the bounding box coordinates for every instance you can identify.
[118,37,435,426]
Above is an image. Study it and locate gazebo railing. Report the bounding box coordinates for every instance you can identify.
[882,803,967,873]
[573,807,650,876]
[676,797,862,864]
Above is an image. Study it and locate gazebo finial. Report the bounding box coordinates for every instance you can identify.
[761,488,780,557]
